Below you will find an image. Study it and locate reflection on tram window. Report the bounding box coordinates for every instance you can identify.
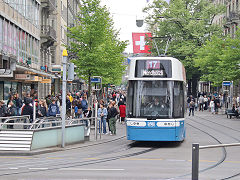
[127,80,184,119]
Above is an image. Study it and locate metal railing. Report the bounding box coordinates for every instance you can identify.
[0,115,30,129]
[0,116,94,131]
[41,25,57,41]
[192,143,240,180]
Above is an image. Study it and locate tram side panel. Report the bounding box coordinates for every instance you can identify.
[126,119,185,141]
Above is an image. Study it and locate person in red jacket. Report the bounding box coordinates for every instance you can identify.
[119,103,126,124]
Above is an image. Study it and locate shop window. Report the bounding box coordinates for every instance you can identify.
[4,82,11,101]
[0,82,3,101]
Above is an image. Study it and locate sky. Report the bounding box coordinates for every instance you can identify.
[100,0,150,53]
[100,0,170,53]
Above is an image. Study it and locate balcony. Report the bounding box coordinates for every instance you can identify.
[226,11,240,24]
[0,55,15,77]
[41,25,57,49]
[41,0,57,14]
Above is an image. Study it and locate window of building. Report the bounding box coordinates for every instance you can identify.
[0,82,3,101]
[3,20,8,53]
[35,3,39,27]
[0,18,2,51]
[10,23,14,55]
[237,0,239,11]
[61,26,65,40]
[13,26,17,56]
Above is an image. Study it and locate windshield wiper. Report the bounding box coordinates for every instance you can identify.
[147,116,157,120]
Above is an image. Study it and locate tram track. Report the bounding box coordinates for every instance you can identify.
[0,135,128,169]
[0,146,156,177]
[0,136,157,177]
[167,118,227,180]
[2,115,239,179]
[194,114,240,134]
[170,115,240,180]
[192,115,240,180]
[189,116,240,142]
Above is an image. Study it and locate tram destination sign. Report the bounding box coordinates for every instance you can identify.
[142,69,164,76]
[135,60,172,78]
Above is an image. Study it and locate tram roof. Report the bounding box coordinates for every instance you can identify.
[127,56,186,82]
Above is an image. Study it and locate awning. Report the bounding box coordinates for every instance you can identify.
[16,65,56,78]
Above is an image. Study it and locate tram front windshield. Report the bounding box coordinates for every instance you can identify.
[127,80,184,119]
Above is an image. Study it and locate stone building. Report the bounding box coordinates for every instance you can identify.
[0,0,81,101]
[0,0,55,101]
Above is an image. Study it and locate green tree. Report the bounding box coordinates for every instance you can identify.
[195,31,240,86]
[143,0,224,96]
[67,0,128,94]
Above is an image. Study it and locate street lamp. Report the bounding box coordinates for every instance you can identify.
[62,49,68,148]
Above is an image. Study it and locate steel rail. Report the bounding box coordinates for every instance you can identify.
[0,141,155,177]
[189,116,240,180]
[200,143,240,149]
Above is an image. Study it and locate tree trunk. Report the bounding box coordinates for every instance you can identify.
[187,80,192,96]
[88,74,92,106]
[192,78,198,98]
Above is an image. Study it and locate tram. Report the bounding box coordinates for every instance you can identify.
[126,57,186,141]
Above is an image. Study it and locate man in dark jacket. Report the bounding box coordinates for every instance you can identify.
[0,101,7,117]
[66,97,71,117]
[14,93,22,116]
[108,102,118,135]
[21,98,33,126]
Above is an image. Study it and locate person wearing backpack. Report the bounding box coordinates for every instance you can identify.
[48,99,60,117]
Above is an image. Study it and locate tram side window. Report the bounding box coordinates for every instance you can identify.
[127,81,134,117]
[173,81,184,118]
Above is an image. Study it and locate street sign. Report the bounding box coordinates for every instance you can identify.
[222,81,231,86]
[91,78,101,83]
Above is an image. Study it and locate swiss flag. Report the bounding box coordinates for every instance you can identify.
[132,32,152,54]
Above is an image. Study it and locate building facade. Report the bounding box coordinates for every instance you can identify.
[199,0,240,95]
[0,0,82,102]
[39,0,57,98]
[0,0,56,102]
[225,0,239,38]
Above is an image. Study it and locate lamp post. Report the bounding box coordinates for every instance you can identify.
[62,49,68,148]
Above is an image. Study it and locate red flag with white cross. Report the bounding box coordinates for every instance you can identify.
[132,32,152,54]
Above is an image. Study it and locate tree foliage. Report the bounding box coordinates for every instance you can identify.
[195,30,240,86]
[143,0,225,92]
[66,0,128,91]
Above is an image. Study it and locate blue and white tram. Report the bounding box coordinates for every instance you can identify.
[126,57,186,141]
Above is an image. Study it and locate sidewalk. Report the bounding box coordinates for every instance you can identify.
[0,121,127,156]
[88,121,126,142]
[188,107,229,117]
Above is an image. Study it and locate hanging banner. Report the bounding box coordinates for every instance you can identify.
[132,32,152,54]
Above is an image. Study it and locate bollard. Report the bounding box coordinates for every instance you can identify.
[99,117,102,140]
[192,143,199,180]
[33,100,36,122]
[95,102,98,140]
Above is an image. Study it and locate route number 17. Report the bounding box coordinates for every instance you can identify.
[146,60,160,69]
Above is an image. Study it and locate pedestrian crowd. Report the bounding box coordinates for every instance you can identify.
[187,91,240,117]
[97,91,126,135]
[0,89,127,135]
